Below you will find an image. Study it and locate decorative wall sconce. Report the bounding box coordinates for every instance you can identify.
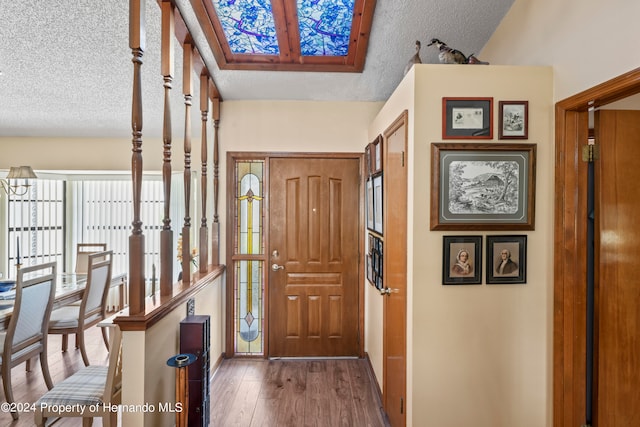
[1,166,37,196]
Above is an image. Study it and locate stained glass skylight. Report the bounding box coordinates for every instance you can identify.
[196,0,374,71]
[297,0,354,56]
[211,0,280,55]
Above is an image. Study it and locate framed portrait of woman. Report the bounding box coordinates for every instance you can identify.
[442,235,482,285]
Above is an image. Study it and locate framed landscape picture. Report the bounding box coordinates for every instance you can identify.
[430,143,537,230]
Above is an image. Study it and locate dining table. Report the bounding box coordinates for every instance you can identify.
[0,272,127,331]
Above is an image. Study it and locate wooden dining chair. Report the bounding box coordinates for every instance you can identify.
[0,262,57,420]
[75,243,107,274]
[49,251,113,366]
[34,324,123,427]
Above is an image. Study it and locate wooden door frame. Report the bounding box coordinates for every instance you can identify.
[554,68,640,426]
[225,151,366,358]
[382,110,408,426]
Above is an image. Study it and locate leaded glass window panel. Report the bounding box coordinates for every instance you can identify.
[211,0,279,55]
[233,160,265,355]
[297,0,355,56]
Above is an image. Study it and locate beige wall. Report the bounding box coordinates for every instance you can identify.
[0,137,166,172]
[216,100,383,267]
[481,0,640,102]
[121,274,224,427]
[368,64,554,427]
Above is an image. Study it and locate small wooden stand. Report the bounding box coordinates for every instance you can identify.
[166,353,197,427]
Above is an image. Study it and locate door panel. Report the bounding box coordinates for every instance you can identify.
[269,158,360,357]
[383,112,408,427]
[594,110,640,426]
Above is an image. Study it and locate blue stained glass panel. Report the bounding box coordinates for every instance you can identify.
[297,0,355,56]
[211,0,279,55]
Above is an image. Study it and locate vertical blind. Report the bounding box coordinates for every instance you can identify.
[7,174,186,291]
[8,179,65,269]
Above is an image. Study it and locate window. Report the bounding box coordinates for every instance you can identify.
[7,178,64,270]
[5,173,184,290]
[233,160,265,355]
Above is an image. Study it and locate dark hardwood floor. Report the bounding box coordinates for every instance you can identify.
[210,358,390,427]
[2,328,389,427]
[0,326,110,426]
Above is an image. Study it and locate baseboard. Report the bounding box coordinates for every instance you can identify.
[364,352,392,427]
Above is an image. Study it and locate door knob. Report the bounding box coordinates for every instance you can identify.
[271,263,285,271]
[380,287,392,296]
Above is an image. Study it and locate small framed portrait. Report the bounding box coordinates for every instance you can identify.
[486,235,527,284]
[442,235,482,285]
[443,97,493,139]
[499,101,528,139]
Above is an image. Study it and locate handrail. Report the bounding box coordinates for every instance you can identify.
[114,265,224,331]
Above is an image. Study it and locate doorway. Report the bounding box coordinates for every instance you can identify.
[268,156,361,357]
[226,153,364,358]
[381,111,408,427]
[554,68,640,426]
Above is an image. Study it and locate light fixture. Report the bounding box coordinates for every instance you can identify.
[1,166,38,196]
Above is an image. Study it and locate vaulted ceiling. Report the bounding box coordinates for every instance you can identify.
[0,0,515,139]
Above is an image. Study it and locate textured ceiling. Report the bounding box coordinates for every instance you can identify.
[0,0,515,139]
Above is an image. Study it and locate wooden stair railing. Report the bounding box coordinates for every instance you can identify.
[126,0,222,316]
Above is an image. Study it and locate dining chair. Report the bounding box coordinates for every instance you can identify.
[75,243,107,274]
[0,262,57,420]
[34,324,123,427]
[49,251,113,366]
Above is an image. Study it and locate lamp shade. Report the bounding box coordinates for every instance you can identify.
[6,166,37,179]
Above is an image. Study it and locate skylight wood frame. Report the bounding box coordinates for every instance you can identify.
[188,0,376,72]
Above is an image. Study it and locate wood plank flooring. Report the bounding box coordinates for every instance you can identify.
[0,326,110,426]
[2,328,390,427]
[210,358,390,427]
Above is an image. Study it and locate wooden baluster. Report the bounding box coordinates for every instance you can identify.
[129,0,145,314]
[211,98,220,264]
[199,74,209,273]
[160,0,174,295]
[181,43,193,283]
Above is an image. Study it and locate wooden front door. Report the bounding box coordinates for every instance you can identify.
[593,109,640,425]
[268,157,361,357]
[382,112,408,426]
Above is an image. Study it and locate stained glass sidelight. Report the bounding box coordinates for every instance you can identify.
[234,161,265,354]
